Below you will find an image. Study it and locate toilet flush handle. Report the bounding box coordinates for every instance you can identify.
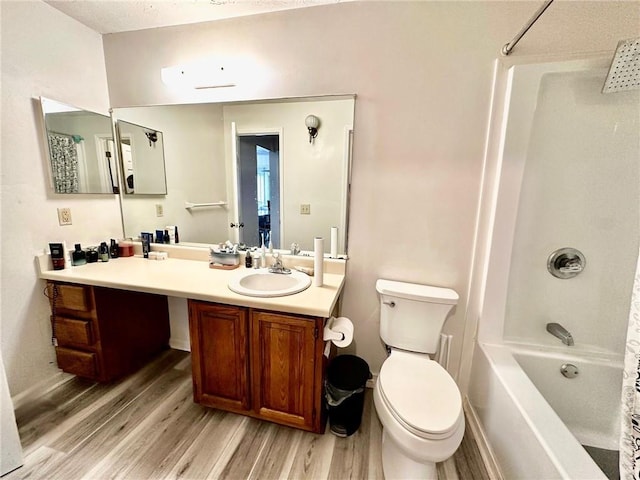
[382,300,396,307]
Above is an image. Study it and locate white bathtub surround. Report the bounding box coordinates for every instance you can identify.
[468,54,639,479]
[620,246,640,480]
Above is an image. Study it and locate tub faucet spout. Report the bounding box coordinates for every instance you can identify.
[546,322,574,346]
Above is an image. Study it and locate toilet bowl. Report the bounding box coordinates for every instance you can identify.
[373,349,464,479]
[373,279,464,479]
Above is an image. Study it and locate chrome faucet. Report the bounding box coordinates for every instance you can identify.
[269,252,291,274]
[290,243,300,255]
[546,322,574,346]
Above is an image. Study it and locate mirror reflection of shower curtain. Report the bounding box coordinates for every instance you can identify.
[620,246,640,480]
[48,132,79,193]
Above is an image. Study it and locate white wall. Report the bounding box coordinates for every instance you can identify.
[2,1,638,398]
[1,1,120,395]
[102,1,640,383]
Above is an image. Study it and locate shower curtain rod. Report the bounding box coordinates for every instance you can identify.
[502,0,554,56]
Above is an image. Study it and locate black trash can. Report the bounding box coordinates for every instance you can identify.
[325,355,371,437]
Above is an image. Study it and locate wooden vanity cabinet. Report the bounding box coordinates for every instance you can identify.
[47,281,170,382]
[188,300,327,433]
[188,301,250,413]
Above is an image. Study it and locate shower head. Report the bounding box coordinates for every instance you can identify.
[602,37,640,93]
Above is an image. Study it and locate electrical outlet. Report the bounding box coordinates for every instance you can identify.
[57,208,72,226]
[155,204,164,217]
[300,204,311,215]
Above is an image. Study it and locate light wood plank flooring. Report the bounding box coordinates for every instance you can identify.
[7,349,490,479]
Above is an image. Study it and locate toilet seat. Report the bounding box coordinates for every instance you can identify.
[378,350,462,440]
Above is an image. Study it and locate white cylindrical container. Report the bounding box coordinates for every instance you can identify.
[314,237,324,287]
[330,227,338,258]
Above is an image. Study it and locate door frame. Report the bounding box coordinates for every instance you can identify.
[231,124,284,247]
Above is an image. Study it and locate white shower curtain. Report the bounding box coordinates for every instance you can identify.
[621,246,640,480]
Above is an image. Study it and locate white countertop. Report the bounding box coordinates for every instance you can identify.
[37,255,345,318]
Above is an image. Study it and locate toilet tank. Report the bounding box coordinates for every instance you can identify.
[376,279,459,354]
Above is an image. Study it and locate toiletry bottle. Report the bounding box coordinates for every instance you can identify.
[62,241,70,269]
[174,226,179,244]
[72,244,87,266]
[245,251,253,268]
[99,242,109,262]
[261,234,266,267]
[164,229,170,244]
[156,230,164,243]
[49,243,65,270]
[109,239,119,259]
[253,252,261,269]
[141,233,151,258]
[87,247,99,263]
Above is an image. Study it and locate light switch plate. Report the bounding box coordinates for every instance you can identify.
[155,204,164,217]
[300,204,311,215]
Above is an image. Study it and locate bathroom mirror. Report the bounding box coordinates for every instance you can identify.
[115,120,168,195]
[40,97,119,194]
[112,95,354,254]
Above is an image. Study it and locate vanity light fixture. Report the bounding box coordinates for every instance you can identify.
[161,61,236,89]
[305,115,320,143]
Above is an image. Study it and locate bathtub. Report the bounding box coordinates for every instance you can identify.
[469,342,621,479]
[464,54,636,480]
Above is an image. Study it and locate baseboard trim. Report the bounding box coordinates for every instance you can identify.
[463,397,503,480]
[366,373,377,389]
[169,339,191,352]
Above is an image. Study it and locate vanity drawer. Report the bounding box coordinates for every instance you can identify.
[54,316,94,347]
[55,347,97,378]
[47,283,92,312]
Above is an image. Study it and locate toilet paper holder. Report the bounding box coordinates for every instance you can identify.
[323,316,354,348]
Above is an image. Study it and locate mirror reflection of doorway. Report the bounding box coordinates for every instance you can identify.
[237,134,281,248]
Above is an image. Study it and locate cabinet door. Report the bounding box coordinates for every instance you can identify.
[251,310,318,431]
[189,301,250,413]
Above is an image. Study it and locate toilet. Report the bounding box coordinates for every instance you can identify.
[373,279,464,480]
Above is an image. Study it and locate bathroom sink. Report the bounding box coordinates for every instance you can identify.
[228,269,311,297]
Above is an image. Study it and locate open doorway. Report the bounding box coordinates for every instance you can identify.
[236,134,281,248]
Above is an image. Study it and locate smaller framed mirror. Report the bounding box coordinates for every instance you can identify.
[40,97,119,194]
[115,120,168,195]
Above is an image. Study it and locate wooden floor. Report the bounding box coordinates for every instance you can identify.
[8,349,491,480]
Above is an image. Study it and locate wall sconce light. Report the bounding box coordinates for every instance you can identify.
[145,130,158,147]
[305,115,320,143]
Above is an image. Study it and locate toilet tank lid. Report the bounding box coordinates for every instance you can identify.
[376,279,458,305]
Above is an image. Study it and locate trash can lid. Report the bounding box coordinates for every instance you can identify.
[327,355,370,391]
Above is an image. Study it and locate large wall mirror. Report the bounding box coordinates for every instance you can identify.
[40,97,119,194]
[111,95,355,255]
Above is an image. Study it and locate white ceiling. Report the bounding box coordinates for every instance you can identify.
[44,0,346,34]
